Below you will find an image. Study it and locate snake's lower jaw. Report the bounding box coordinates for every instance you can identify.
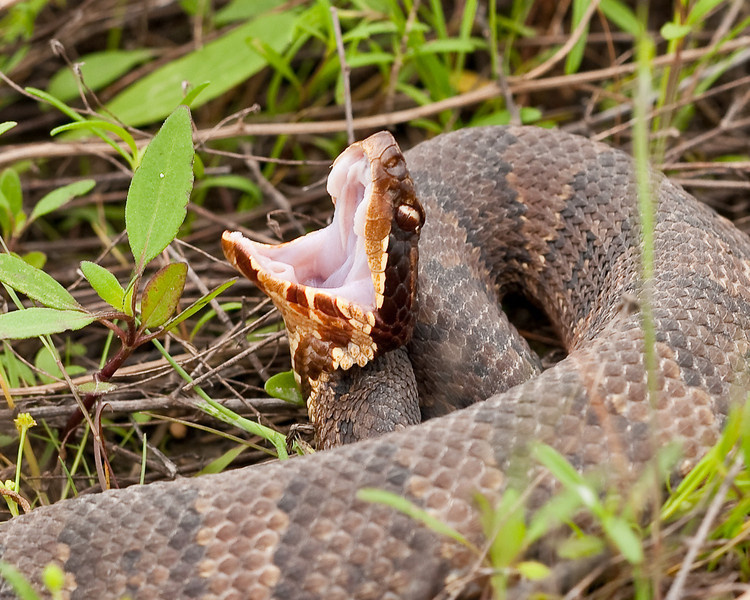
[222,131,425,445]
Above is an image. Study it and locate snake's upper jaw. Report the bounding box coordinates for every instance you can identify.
[222,131,424,388]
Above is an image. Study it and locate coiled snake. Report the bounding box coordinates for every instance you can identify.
[1,126,749,599]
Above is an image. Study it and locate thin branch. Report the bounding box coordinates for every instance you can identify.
[330,7,354,144]
[0,487,31,514]
[180,331,286,392]
[242,145,306,236]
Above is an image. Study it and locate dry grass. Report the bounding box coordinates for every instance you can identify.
[0,1,748,597]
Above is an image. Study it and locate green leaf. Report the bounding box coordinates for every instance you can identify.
[60,364,88,378]
[248,39,300,91]
[189,301,240,339]
[0,308,95,339]
[526,486,586,546]
[195,175,261,204]
[215,0,287,25]
[0,187,9,233]
[493,12,536,37]
[741,401,750,472]
[469,107,543,128]
[20,252,46,270]
[565,0,590,74]
[140,263,188,329]
[343,20,400,42]
[105,12,296,127]
[519,107,544,124]
[76,380,117,395]
[264,370,304,405]
[357,488,473,549]
[34,345,63,384]
[478,490,526,569]
[2,343,36,387]
[412,38,483,55]
[126,106,194,272]
[346,52,395,68]
[80,261,125,311]
[533,444,587,492]
[41,564,65,595]
[163,278,236,332]
[0,254,81,310]
[0,169,22,218]
[602,516,644,564]
[660,22,692,41]
[0,122,17,137]
[247,320,284,342]
[687,0,725,25]
[181,81,211,107]
[599,0,641,36]
[29,179,96,224]
[0,561,41,600]
[516,560,551,581]
[557,534,606,559]
[25,87,83,123]
[411,50,453,102]
[50,121,138,166]
[534,444,605,521]
[47,49,154,102]
[122,279,136,317]
[661,402,750,521]
[12,212,26,236]
[32,346,83,384]
[195,444,247,475]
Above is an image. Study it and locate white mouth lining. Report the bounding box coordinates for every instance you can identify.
[238,145,376,309]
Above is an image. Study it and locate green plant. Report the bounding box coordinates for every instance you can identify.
[357,462,578,598]
[0,561,40,600]
[0,170,95,255]
[0,0,48,74]
[0,560,67,600]
[0,122,95,258]
[0,106,294,481]
[0,413,37,517]
[55,9,297,129]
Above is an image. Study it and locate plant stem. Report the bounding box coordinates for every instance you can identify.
[61,328,136,439]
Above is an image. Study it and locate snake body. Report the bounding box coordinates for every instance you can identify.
[2,126,750,599]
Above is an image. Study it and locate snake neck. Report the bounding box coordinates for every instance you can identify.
[307,348,420,449]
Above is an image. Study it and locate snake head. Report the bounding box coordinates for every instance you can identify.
[222,131,424,400]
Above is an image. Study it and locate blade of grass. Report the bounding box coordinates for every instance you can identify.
[149,338,294,459]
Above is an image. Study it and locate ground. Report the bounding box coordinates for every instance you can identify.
[0,1,748,597]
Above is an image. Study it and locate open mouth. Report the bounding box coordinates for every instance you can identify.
[223,144,377,310]
[223,130,422,378]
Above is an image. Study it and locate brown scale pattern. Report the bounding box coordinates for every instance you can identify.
[2,126,750,599]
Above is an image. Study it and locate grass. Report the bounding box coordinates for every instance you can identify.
[0,0,748,597]
[361,403,750,599]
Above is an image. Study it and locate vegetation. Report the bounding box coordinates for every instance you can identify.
[0,0,748,597]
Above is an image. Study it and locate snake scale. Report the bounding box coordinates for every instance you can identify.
[2,126,750,599]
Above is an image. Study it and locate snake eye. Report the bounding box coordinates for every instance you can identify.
[396,204,423,232]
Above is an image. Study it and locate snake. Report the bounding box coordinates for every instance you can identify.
[2,126,750,599]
